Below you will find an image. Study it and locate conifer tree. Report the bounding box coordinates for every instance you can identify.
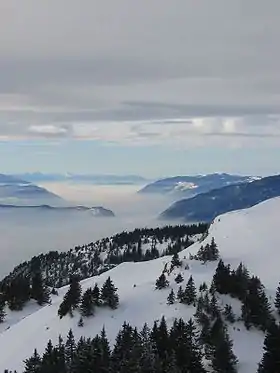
[183,275,197,305]
[241,276,273,331]
[80,288,95,317]
[68,276,82,309]
[58,276,82,318]
[258,322,280,373]
[101,277,119,309]
[209,237,219,260]
[175,273,184,284]
[65,329,76,369]
[92,283,100,305]
[155,273,169,290]
[23,348,41,373]
[211,322,237,373]
[224,304,235,323]
[177,286,184,302]
[167,289,175,305]
[78,316,84,327]
[0,296,6,323]
[274,282,280,315]
[171,252,182,268]
[199,282,208,292]
[31,271,51,306]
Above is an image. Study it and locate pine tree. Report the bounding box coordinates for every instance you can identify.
[92,283,100,305]
[155,273,169,290]
[31,271,51,306]
[241,276,273,331]
[199,282,208,292]
[212,260,231,295]
[211,322,238,373]
[209,237,219,260]
[58,276,82,318]
[177,286,184,302]
[224,304,235,323]
[0,295,6,323]
[80,288,95,317]
[175,273,184,284]
[78,316,84,327]
[183,275,197,305]
[23,348,42,373]
[65,329,76,369]
[258,322,280,373]
[101,277,119,309]
[68,276,82,309]
[274,282,280,315]
[167,289,175,305]
[171,252,182,268]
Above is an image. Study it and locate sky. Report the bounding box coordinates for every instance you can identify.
[0,0,280,177]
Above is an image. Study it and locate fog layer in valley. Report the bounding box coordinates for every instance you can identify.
[0,183,178,278]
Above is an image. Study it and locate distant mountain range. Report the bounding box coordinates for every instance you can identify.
[12,173,149,185]
[0,174,115,216]
[0,174,64,206]
[0,204,115,217]
[160,174,280,222]
[138,173,260,198]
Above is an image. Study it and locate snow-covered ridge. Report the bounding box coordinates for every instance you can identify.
[1,197,280,372]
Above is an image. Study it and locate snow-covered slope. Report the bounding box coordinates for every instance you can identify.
[1,197,280,372]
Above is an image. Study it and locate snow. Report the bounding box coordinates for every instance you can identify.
[1,197,280,372]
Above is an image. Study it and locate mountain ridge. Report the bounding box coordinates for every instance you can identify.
[160,174,280,222]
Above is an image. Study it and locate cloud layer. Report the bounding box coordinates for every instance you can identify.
[1,0,280,147]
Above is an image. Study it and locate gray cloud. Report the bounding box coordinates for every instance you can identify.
[0,0,280,143]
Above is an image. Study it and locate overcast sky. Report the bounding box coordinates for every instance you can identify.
[0,0,280,177]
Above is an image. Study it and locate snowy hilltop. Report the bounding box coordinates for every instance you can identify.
[1,198,280,372]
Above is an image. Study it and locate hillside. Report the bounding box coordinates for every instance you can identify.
[161,174,280,222]
[0,224,206,288]
[139,173,258,198]
[0,198,280,372]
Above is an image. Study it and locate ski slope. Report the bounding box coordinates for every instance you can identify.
[1,197,280,372]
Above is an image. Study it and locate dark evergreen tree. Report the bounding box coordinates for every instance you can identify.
[209,237,219,260]
[67,276,82,309]
[258,321,280,373]
[224,304,235,323]
[274,282,280,316]
[230,262,250,300]
[23,349,41,373]
[6,276,30,311]
[209,294,221,319]
[31,271,51,306]
[241,276,273,331]
[51,287,58,296]
[167,289,175,305]
[0,295,6,323]
[101,277,119,309]
[78,316,84,327]
[212,259,231,295]
[80,288,95,317]
[57,276,82,318]
[174,273,184,284]
[183,275,197,305]
[211,322,237,373]
[155,273,169,290]
[177,286,184,302]
[171,252,182,268]
[199,282,208,292]
[92,283,100,306]
[65,329,76,370]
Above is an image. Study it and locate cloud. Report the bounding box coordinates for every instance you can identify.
[0,1,280,148]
